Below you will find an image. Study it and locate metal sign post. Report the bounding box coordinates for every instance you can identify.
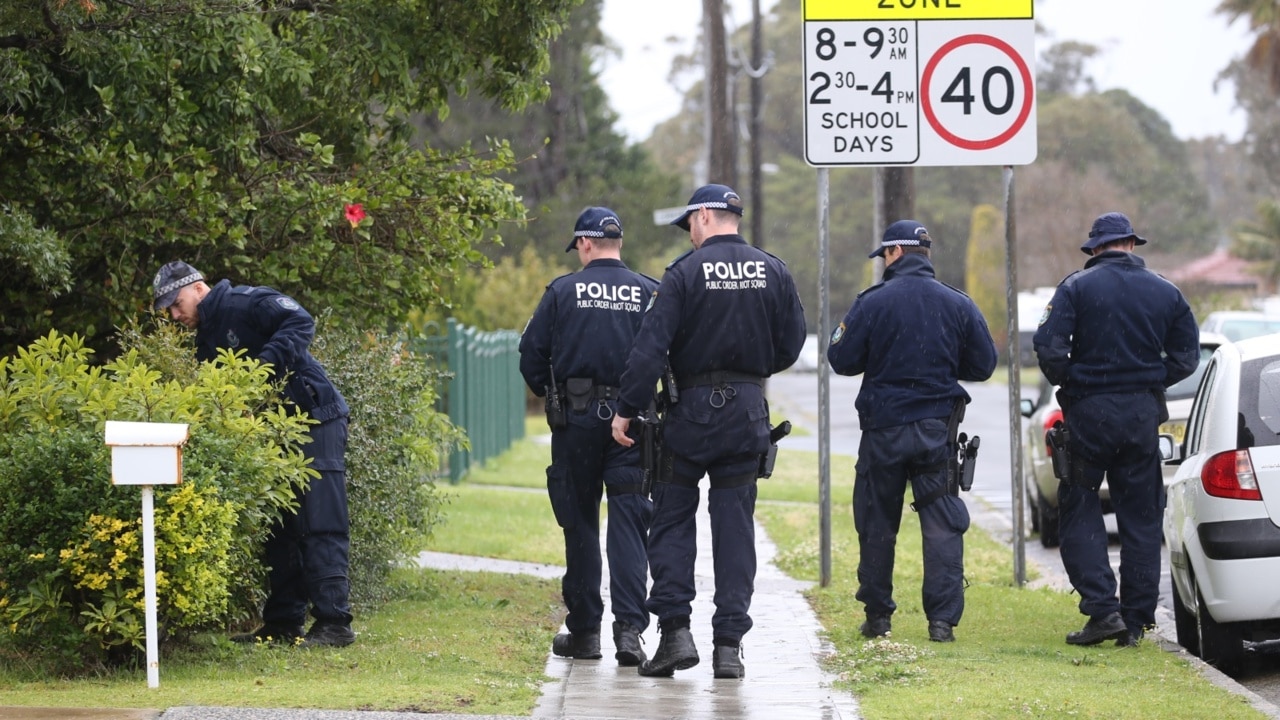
[105,420,189,689]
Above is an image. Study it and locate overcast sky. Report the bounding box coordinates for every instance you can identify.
[598,0,1253,144]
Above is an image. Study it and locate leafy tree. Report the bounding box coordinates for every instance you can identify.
[414,0,682,298]
[965,204,1008,355]
[1036,40,1099,96]
[1034,90,1215,256]
[0,0,579,357]
[1218,0,1280,95]
[1231,199,1280,288]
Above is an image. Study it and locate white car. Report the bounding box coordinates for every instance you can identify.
[1199,311,1280,343]
[1020,334,1225,548]
[1163,334,1280,672]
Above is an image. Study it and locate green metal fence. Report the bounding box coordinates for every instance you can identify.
[414,318,525,483]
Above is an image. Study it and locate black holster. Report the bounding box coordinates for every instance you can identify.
[911,401,976,512]
[758,420,792,479]
[1046,420,1072,483]
[639,408,669,496]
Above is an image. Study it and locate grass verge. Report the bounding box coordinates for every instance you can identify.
[3,423,1263,718]
[0,569,560,713]
[756,501,1266,719]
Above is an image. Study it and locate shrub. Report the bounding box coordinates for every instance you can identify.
[0,330,311,672]
[309,319,462,605]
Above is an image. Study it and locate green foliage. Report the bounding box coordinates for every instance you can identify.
[308,319,462,605]
[965,204,1008,354]
[450,246,561,331]
[0,330,312,672]
[0,0,580,357]
[416,0,681,282]
[1232,198,1280,287]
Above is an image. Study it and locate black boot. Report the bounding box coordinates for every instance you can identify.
[300,622,356,648]
[712,639,744,679]
[230,623,304,645]
[1065,612,1127,646]
[613,622,646,667]
[638,619,698,677]
[552,629,602,659]
[859,613,891,638]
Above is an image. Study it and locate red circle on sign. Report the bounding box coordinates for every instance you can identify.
[921,34,1034,151]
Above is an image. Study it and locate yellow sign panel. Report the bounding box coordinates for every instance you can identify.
[804,0,1033,21]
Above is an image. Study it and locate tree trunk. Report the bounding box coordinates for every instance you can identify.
[704,0,737,188]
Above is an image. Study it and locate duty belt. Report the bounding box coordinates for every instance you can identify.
[592,385,620,400]
[676,371,763,408]
[676,371,764,388]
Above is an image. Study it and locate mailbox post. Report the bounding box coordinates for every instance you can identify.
[104,420,189,689]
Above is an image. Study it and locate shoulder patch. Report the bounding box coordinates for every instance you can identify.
[829,322,846,345]
[1038,303,1053,326]
[275,297,301,311]
[645,290,658,312]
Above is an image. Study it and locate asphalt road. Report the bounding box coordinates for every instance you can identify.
[767,368,1280,708]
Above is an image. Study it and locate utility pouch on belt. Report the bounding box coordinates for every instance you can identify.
[565,378,594,413]
[758,420,792,479]
[1046,420,1072,482]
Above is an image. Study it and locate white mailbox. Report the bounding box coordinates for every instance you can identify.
[105,421,189,486]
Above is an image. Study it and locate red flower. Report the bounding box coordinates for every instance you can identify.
[344,203,366,229]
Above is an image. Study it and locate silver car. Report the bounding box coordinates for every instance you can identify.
[1019,334,1225,547]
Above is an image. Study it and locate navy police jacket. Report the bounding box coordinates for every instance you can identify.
[195,280,349,423]
[519,258,659,395]
[617,234,806,418]
[1033,250,1199,398]
[827,254,997,431]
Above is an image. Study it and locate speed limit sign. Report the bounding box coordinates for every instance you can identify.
[803,2,1036,167]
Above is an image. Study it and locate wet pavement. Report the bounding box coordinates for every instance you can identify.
[529,489,860,720]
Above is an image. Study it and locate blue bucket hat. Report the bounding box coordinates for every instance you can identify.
[1081,211,1146,255]
[870,220,932,258]
[566,206,624,252]
[152,260,204,311]
[669,184,744,231]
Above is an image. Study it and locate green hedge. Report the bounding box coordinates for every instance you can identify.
[0,323,457,673]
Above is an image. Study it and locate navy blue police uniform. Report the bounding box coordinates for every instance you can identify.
[1034,212,1198,643]
[194,279,353,637]
[827,220,997,641]
[616,186,805,675]
[518,208,659,662]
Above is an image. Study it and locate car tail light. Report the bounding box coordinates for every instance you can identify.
[1042,408,1064,456]
[1201,450,1262,501]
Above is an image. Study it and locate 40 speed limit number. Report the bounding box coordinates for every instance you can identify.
[803,19,1036,167]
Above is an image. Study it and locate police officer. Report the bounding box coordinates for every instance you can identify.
[518,207,658,666]
[827,220,997,644]
[1034,212,1198,646]
[152,261,354,647]
[610,184,806,679]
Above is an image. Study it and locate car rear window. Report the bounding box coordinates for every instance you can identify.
[1166,345,1215,402]
[1240,358,1280,448]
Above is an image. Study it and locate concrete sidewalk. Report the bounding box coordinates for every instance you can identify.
[529,490,860,720]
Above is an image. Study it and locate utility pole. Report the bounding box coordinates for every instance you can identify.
[880,167,915,228]
[749,0,764,248]
[703,0,737,188]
